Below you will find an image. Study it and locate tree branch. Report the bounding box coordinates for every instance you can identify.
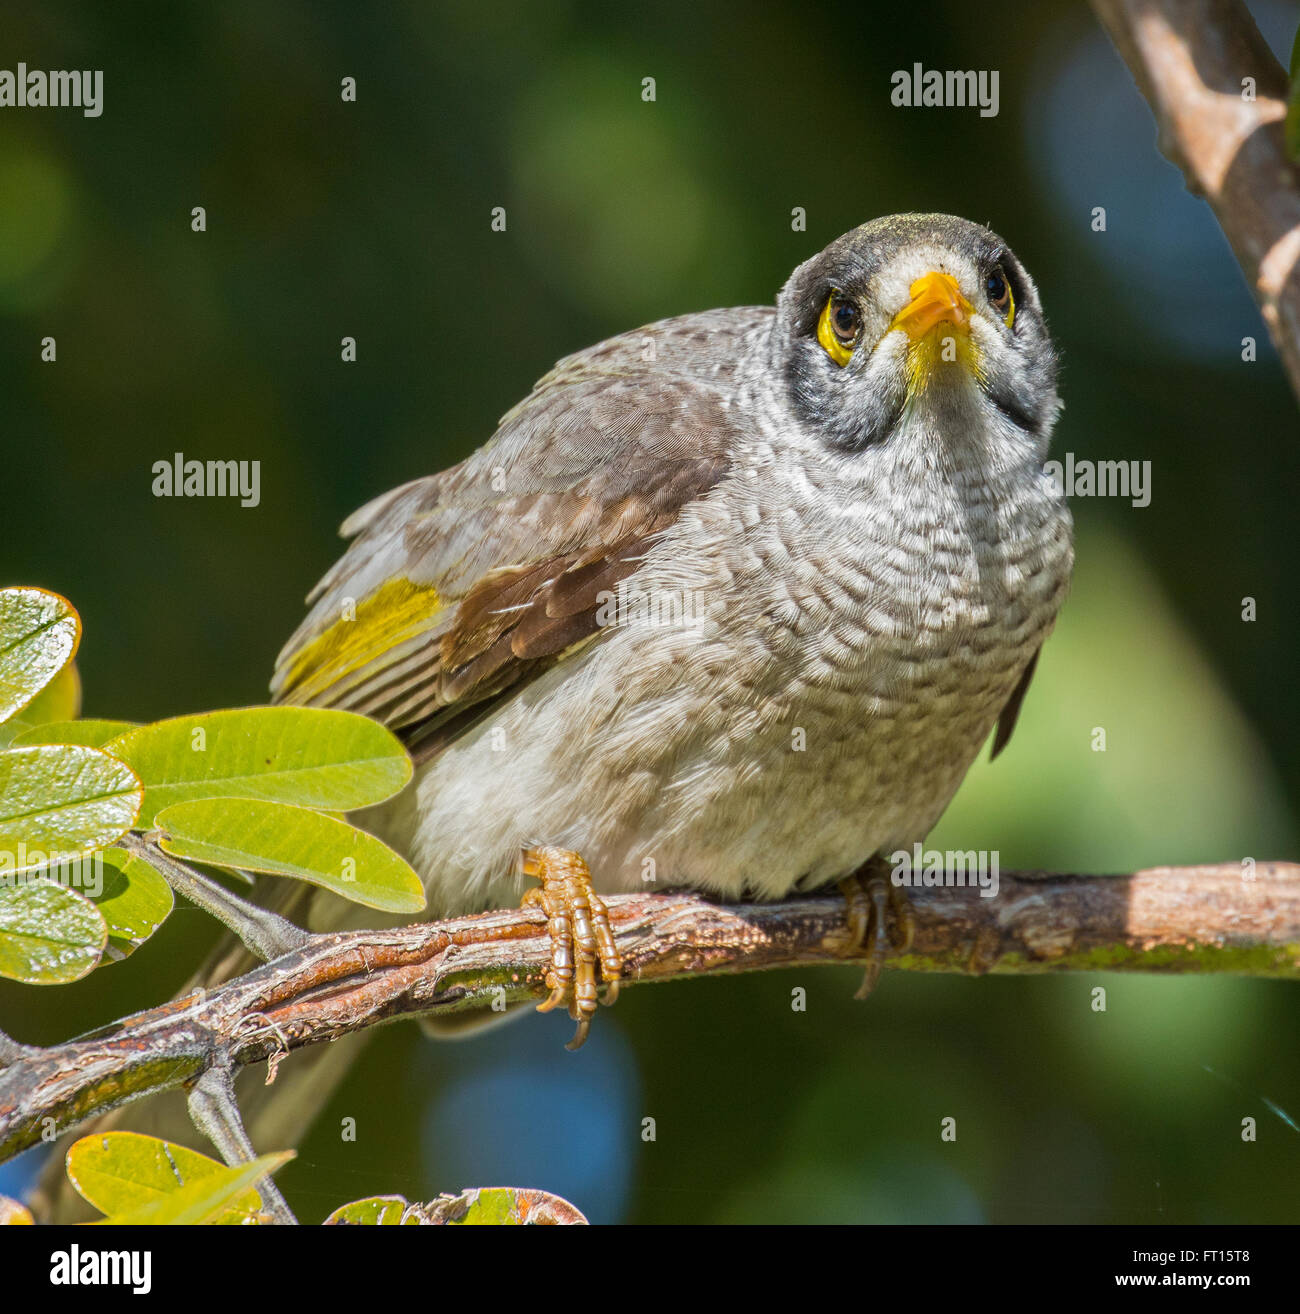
[186,1065,298,1225]
[2,861,1297,1162]
[1090,0,1300,400]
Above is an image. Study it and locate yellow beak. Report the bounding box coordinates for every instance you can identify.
[890,270,974,341]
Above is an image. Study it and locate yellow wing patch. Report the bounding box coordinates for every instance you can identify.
[280,577,441,704]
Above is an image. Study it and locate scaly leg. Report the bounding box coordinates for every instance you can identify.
[838,860,916,1000]
[520,846,622,1050]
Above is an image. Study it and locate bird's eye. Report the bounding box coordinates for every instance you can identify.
[831,299,859,341]
[985,264,1015,327]
[817,294,860,366]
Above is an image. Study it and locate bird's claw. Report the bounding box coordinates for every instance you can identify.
[839,868,915,999]
[521,846,622,1050]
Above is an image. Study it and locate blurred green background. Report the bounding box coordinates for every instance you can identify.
[2,0,1298,1223]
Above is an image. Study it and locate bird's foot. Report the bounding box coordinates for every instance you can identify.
[838,863,915,1000]
[520,846,622,1051]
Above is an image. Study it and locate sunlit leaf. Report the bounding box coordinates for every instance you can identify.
[106,707,412,825]
[98,1155,293,1226]
[0,879,106,983]
[67,1131,290,1225]
[0,1196,34,1224]
[452,1187,583,1224]
[11,718,135,749]
[155,798,425,914]
[323,1188,587,1225]
[0,664,84,748]
[0,588,79,724]
[0,744,142,872]
[430,1187,588,1225]
[323,1195,418,1225]
[94,847,174,959]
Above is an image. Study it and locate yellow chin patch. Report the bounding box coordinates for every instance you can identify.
[901,321,983,395]
[888,270,981,395]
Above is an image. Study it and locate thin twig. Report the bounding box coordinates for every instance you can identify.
[121,832,311,962]
[2,860,1296,1163]
[1091,0,1300,400]
[186,1065,298,1225]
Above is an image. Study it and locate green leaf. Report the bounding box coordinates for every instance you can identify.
[0,588,79,724]
[66,1133,293,1225]
[455,1188,526,1224]
[0,664,84,748]
[94,847,174,959]
[155,798,425,914]
[67,1132,267,1224]
[323,1195,418,1225]
[323,1188,588,1225]
[0,1196,34,1225]
[0,744,143,872]
[11,718,136,749]
[0,879,107,983]
[106,707,412,825]
[434,1187,588,1225]
[99,1155,294,1226]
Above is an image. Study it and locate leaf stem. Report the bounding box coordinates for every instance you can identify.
[120,832,311,962]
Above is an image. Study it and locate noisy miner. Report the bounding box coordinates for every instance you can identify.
[272,211,1073,1045]
[34,212,1078,1223]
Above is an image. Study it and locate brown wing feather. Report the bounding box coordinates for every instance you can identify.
[271,309,766,749]
[989,647,1039,760]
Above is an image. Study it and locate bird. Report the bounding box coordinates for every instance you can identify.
[268,211,1074,1045]
[33,212,1074,1221]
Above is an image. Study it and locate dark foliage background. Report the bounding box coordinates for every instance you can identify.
[1,0,1297,1222]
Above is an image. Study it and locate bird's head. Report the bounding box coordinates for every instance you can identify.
[776,213,1059,455]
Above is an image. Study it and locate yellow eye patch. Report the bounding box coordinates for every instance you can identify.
[817,295,857,367]
[985,266,1015,328]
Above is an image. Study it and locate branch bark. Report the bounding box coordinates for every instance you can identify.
[2,860,1298,1163]
[1090,0,1300,400]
